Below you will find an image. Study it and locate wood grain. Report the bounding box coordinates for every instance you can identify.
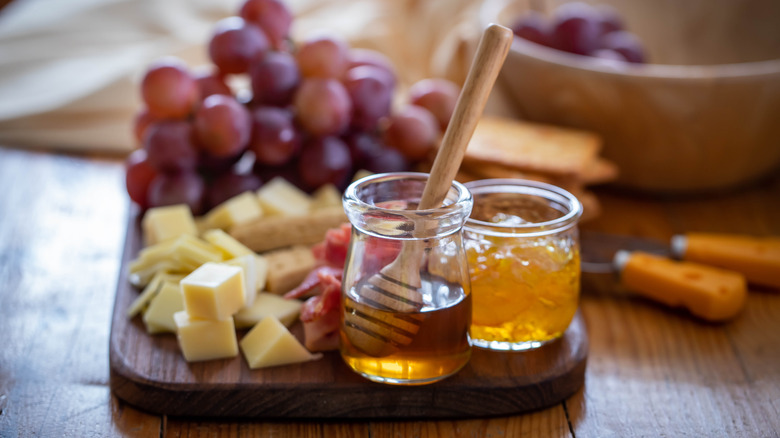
[2,145,779,437]
[110,207,587,418]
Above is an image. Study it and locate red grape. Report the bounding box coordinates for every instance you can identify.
[297,136,353,190]
[194,94,252,157]
[346,131,384,169]
[205,171,263,209]
[125,149,158,209]
[193,67,232,98]
[344,65,394,131]
[296,35,349,78]
[362,145,408,174]
[248,106,300,166]
[550,2,600,56]
[595,4,624,36]
[382,105,439,162]
[143,120,199,172]
[601,30,645,63]
[239,0,292,50]
[293,78,352,137]
[132,108,158,145]
[511,11,551,47]
[197,148,245,176]
[592,48,628,62]
[140,57,200,119]
[208,17,270,74]
[346,48,397,87]
[408,78,460,130]
[249,51,300,106]
[146,171,206,215]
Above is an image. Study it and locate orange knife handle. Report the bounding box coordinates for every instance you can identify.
[617,251,747,322]
[673,233,780,290]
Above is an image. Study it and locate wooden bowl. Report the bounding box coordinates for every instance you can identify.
[481,0,780,194]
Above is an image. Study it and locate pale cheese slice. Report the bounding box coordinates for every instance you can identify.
[256,177,311,217]
[310,183,342,210]
[202,228,255,259]
[223,254,258,308]
[234,292,302,329]
[239,316,321,369]
[127,272,185,318]
[142,281,184,334]
[141,204,198,246]
[204,191,264,230]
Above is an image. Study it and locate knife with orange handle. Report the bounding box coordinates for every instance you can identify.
[613,250,747,322]
[581,231,780,322]
[671,233,780,289]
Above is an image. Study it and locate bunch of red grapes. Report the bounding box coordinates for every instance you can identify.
[510,2,646,64]
[126,0,460,215]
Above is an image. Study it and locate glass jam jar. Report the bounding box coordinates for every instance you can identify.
[340,172,473,385]
[463,179,582,351]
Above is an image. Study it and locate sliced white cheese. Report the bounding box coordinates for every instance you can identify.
[223,254,258,308]
[256,177,312,217]
[239,316,321,369]
[205,191,264,230]
[202,228,255,259]
[234,292,303,329]
[142,281,184,334]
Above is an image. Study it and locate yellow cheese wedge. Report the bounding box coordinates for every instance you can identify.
[204,191,264,230]
[619,251,747,322]
[173,311,238,362]
[202,228,255,259]
[234,292,303,329]
[675,233,780,289]
[223,255,258,308]
[142,282,184,334]
[141,204,198,246]
[310,184,342,210]
[180,262,245,320]
[239,316,321,369]
[256,177,312,217]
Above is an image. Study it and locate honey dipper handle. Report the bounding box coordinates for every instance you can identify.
[418,23,513,210]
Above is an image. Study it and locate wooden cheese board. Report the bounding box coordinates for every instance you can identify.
[109,208,588,419]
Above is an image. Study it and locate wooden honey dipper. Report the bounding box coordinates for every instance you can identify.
[344,23,513,357]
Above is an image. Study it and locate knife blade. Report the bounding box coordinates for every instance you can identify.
[581,231,780,289]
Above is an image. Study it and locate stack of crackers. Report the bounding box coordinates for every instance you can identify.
[423,116,618,221]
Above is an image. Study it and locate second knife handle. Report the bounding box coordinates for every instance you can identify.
[673,233,780,290]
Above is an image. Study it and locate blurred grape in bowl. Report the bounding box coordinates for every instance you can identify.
[481,0,780,193]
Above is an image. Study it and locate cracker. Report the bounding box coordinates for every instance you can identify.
[464,116,602,177]
[264,246,317,294]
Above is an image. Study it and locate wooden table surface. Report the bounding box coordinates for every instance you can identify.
[1,145,778,437]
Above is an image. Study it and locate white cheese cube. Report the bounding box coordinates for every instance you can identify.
[180,262,245,320]
[223,254,258,308]
[174,311,238,362]
[141,204,197,246]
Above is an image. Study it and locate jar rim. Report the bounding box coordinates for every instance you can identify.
[344,172,472,214]
[463,178,582,236]
[343,172,473,240]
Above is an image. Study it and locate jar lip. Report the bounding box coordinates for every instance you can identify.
[463,178,582,235]
[344,171,473,214]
